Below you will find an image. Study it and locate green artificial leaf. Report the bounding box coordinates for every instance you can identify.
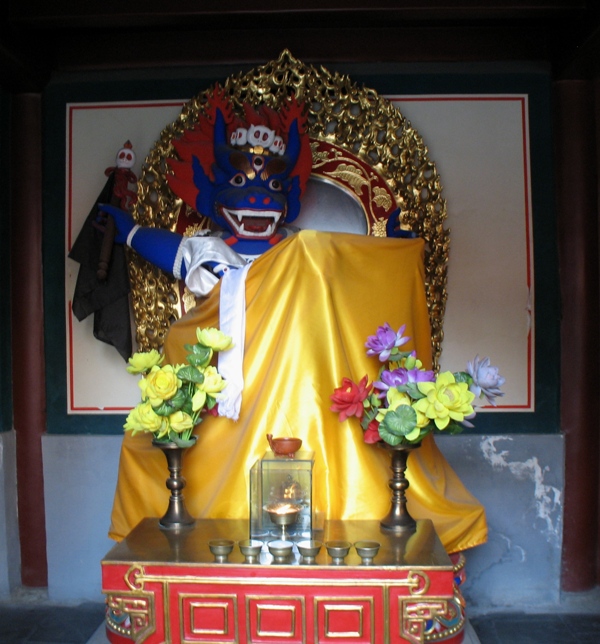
[177,365,205,384]
[389,349,413,362]
[380,405,417,437]
[442,420,466,435]
[188,343,212,363]
[378,430,403,446]
[170,388,187,409]
[168,433,197,449]
[152,389,187,416]
[153,400,175,417]
[181,397,194,417]
[187,346,212,367]
[402,382,425,400]
[453,371,472,385]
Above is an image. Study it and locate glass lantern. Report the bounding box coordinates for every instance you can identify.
[250,450,314,541]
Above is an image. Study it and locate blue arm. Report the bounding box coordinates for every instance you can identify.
[97,203,186,278]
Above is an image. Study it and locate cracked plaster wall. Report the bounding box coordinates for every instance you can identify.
[437,433,564,614]
[2,432,565,607]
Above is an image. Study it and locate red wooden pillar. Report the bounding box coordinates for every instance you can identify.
[555,80,600,591]
[10,93,48,587]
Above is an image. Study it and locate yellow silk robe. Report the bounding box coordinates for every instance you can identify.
[109,230,487,553]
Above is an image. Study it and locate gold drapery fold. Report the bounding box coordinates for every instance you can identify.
[109,231,487,553]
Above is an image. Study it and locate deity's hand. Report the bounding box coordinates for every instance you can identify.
[386,208,418,239]
[97,203,135,244]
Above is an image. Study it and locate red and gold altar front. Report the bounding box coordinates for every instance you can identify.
[102,518,465,644]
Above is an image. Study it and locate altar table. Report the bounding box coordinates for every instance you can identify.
[101,518,463,644]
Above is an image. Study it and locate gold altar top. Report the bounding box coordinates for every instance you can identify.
[103,518,452,569]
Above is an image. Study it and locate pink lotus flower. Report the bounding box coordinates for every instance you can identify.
[330,375,372,422]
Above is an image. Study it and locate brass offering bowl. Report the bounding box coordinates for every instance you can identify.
[239,539,263,564]
[325,540,352,565]
[354,540,381,565]
[268,539,294,564]
[208,539,234,563]
[297,539,322,564]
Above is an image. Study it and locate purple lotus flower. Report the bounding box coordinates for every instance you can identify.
[466,355,505,406]
[365,323,410,362]
[374,365,435,395]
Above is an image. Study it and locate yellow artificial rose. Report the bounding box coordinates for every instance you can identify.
[139,365,181,407]
[196,327,233,351]
[414,371,475,430]
[412,404,431,429]
[123,405,144,433]
[126,350,164,374]
[168,410,194,434]
[376,388,412,422]
[198,366,227,395]
[191,388,207,412]
[124,402,169,438]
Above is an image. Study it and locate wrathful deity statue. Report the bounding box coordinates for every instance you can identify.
[103,87,487,557]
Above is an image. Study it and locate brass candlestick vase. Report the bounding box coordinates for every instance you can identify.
[379,442,421,534]
[153,437,197,529]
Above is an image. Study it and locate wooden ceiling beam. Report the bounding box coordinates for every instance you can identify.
[7,1,588,30]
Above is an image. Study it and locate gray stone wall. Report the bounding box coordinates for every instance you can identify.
[0,430,20,598]
[437,434,564,614]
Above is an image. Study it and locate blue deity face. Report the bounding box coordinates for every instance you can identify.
[192,109,303,241]
[210,151,293,239]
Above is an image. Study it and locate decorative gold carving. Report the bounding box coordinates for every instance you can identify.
[105,592,154,641]
[402,600,448,644]
[309,140,400,232]
[124,563,146,591]
[131,49,449,368]
[406,570,431,596]
[374,187,393,211]
[183,223,210,238]
[182,286,199,314]
[423,592,466,641]
[372,217,389,237]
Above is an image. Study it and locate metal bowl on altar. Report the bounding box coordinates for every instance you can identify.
[325,540,352,565]
[268,539,294,564]
[265,502,302,540]
[239,539,263,564]
[208,539,234,563]
[354,540,381,565]
[297,539,322,564]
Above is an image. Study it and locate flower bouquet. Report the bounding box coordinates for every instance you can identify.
[124,327,233,447]
[331,323,505,447]
[331,322,504,534]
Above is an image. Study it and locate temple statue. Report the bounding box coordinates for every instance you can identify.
[102,53,487,555]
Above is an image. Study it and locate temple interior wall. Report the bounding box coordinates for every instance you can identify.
[0,61,563,611]
[14,433,562,612]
